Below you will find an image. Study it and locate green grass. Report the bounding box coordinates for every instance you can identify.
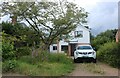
[3,53,74,76]
[81,63,105,75]
[16,61,74,76]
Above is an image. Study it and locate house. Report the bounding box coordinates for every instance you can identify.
[50,24,90,56]
[116,29,120,43]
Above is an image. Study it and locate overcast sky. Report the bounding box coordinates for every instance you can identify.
[0,0,119,35]
[88,2,118,35]
[72,0,119,35]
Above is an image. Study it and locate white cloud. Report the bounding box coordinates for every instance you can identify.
[86,2,118,35]
[67,0,119,35]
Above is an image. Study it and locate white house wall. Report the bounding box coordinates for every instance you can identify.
[50,24,90,52]
[49,44,57,53]
[69,25,90,44]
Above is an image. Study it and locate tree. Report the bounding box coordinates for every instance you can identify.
[1,1,88,51]
[91,29,118,50]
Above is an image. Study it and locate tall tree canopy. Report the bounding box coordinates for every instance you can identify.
[1,1,88,51]
[91,29,118,50]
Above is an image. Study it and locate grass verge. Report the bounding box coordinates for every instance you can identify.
[3,53,74,76]
[17,61,74,76]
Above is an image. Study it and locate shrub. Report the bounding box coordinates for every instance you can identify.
[97,42,120,68]
[48,53,73,64]
[19,56,40,65]
[2,32,17,61]
[16,47,31,58]
[19,52,73,65]
[2,60,18,73]
[2,38,16,61]
[91,29,117,51]
[16,61,74,76]
[3,51,74,75]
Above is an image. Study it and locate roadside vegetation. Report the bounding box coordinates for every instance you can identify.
[2,22,74,76]
[97,42,120,68]
[2,53,74,76]
[91,29,120,68]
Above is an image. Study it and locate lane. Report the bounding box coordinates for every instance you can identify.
[68,62,118,76]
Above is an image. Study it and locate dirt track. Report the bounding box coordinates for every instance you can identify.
[68,62,119,76]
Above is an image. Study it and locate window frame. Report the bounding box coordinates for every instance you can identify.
[74,31,83,38]
[53,46,57,50]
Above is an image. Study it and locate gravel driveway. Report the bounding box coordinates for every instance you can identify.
[68,62,119,76]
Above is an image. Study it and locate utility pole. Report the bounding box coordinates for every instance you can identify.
[116,1,120,42]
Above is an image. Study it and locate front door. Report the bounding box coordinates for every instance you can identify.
[70,44,76,56]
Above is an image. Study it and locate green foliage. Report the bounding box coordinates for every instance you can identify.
[91,29,117,50]
[19,53,73,65]
[2,22,28,37]
[1,2,88,50]
[2,22,16,35]
[2,32,16,61]
[16,47,31,59]
[48,53,73,64]
[2,41,15,61]
[97,42,120,68]
[3,53,74,76]
[16,61,74,76]
[97,29,117,40]
[2,60,18,73]
[19,55,44,65]
[2,22,41,48]
[92,29,119,68]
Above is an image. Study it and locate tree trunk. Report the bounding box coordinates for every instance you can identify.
[31,42,38,58]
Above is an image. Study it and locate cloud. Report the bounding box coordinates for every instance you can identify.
[85,2,118,35]
[72,0,119,35]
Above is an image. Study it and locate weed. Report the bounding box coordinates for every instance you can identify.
[81,63,105,75]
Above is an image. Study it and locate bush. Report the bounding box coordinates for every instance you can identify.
[91,29,117,51]
[3,52,74,75]
[19,53,73,65]
[16,47,31,58]
[16,61,74,76]
[2,60,18,73]
[2,38,16,61]
[48,53,73,64]
[19,56,40,65]
[97,42,120,68]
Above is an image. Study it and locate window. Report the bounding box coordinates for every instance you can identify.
[61,45,68,51]
[77,46,92,50]
[53,46,57,50]
[74,31,83,37]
